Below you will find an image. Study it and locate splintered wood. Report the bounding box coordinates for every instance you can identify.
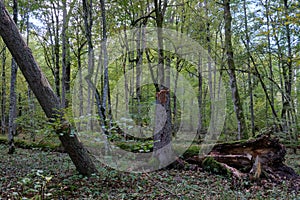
[187,134,299,181]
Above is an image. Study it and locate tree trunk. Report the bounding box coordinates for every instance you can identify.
[154,89,174,168]
[1,46,6,135]
[8,58,17,154]
[197,57,203,137]
[100,0,111,133]
[135,27,143,137]
[24,2,35,141]
[152,0,175,168]
[66,39,71,102]
[73,16,85,131]
[243,0,255,136]
[224,0,247,140]
[76,44,84,131]
[0,0,97,176]
[83,0,94,131]
[281,0,297,145]
[61,0,73,109]
[61,0,67,108]
[205,0,217,139]
[8,0,18,154]
[265,0,274,123]
[52,1,60,98]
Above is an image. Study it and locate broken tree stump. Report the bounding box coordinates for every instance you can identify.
[186,134,299,181]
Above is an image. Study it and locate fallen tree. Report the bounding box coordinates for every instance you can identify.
[186,133,299,181]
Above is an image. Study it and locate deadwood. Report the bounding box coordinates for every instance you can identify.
[187,134,299,181]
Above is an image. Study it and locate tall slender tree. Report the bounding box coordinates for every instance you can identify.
[61,0,68,108]
[281,0,294,135]
[224,0,247,139]
[83,0,94,130]
[243,0,255,136]
[1,46,6,135]
[8,0,18,154]
[61,0,75,109]
[100,0,110,129]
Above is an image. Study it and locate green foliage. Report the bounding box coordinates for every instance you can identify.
[114,140,153,153]
[0,0,299,146]
[0,133,60,151]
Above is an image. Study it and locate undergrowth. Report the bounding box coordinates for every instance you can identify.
[0,144,299,199]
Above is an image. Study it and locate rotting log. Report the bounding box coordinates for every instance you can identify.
[186,134,299,181]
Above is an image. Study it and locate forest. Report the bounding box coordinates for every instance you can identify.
[0,0,299,199]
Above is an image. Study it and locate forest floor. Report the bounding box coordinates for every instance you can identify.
[0,144,299,200]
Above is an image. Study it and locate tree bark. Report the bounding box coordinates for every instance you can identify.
[243,0,255,136]
[83,0,94,131]
[61,0,68,108]
[152,0,175,168]
[0,0,97,176]
[8,0,18,154]
[1,46,6,135]
[61,0,74,109]
[8,58,17,154]
[24,2,35,141]
[264,0,274,123]
[52,1,60,98]
[135,26,143,136]
[187,133,299,181]
[224,0,247,140]
[281,0,296,142]
[100,0,110,130]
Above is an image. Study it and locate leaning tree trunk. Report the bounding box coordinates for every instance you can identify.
[0,1,97,176]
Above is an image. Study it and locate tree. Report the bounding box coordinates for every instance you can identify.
[71,10,86,131]
[100,0,111,132]
[51,1,61,98]
[281,0,295,136]
[8,0,18,154]
[224,0,247,140]
[243,0,255,136]
[0,0,97,176]
[1,45,6,135]
[61,0,68,108]
[152,0,174,167]
[61,0,74,109]
[82,0,95,131]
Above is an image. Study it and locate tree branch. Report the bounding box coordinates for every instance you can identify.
[131,10,156,26]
